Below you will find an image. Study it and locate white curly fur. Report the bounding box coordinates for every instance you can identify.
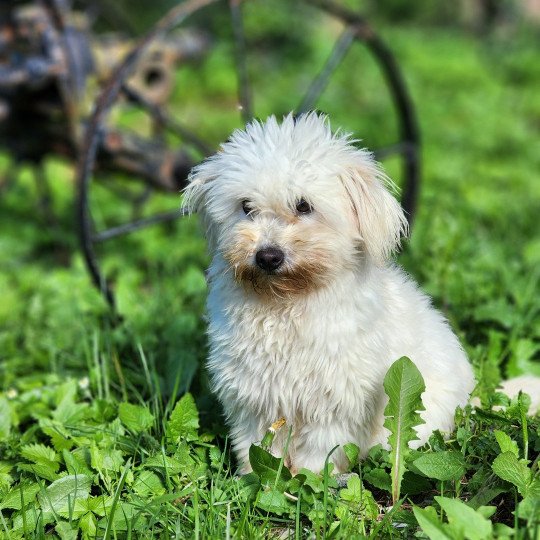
[185,112,476,474]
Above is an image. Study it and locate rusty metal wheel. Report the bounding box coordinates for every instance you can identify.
[77,0,420,311]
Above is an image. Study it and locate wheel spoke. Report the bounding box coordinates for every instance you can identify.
[298,27,356,113]
[77,0,219,309]
[373,141,416,160]
[229,0,253,123]
[92,208,188,243]
[121,83,214,156]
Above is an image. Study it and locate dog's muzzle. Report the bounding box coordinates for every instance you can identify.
[255,247,285,272]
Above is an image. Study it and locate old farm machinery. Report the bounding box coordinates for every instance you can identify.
[1,0,420,310]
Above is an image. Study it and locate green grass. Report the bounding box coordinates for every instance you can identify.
[1,10,540,539]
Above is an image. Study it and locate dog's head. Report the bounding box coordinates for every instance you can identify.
[185,113,407,297]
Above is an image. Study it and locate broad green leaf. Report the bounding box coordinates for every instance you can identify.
[256,489,292,515]
[132,470,165,497]
[90,444,124,473]
[530,478,540,497]
[17,463,60,481]
[295,468,326,493]
[63,449,92,476]
[208,445,223,469]
[493,430,519,457]
[364,468,391,492]
[38,474,92,515]
[55,521,78,540]
[40,420,73,452]
[118,402,154,434]
[18,444,60,481]
[413,451,466,481]
[340,474,362,502]
[0,482,40,510]
[473,299,517,329]
[79,511,98,537]
[435,496,493,540]
[86,495,115,517]
[383,357,425,504]
[249,445,291,492]
[145,454,184,475]
[166,393,199,442]
[492,452,532,496]
[475,506,497,519]
[506,339,540,379]
[20,443,59,465]
[53,383,88,425]
[307,504,326,525]
[412,505,454,540]
[515,495,540,520]
[339,474,379,521]
[238,472,261,502]
[493,523,516,537]
[343,443,359,469]
[11,504,40,533]
[174,440,207,479]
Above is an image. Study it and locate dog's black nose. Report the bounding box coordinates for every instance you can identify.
[255,247,285,272]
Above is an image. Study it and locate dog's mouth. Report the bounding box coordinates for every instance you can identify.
[233,260,324,297]
[224,241,334,297]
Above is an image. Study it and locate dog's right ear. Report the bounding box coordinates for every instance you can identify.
[182,159,218,215]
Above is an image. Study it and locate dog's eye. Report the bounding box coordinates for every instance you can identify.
[295,199,313,215]
[241,200,253,215]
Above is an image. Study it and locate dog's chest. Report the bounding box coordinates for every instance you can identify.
[207,290,377,424]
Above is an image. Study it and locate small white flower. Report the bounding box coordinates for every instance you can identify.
[6,388,18,399]
[78,377,90,390]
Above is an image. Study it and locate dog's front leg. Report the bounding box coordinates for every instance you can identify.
[290,422,353,475]
[228,410,266,474]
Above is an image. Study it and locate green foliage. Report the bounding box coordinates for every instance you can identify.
[413,451,466,482]
[1,7,540,538]
[0,371,539,537]
[383,356,425,504]
[118,402,155,434]
[492,452,539,498]
[166,392,200,442]
[414,497,494,540]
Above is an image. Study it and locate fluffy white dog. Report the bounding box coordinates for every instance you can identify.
[185,112,476,474]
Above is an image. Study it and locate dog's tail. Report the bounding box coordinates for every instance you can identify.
[498,375,540,414]
[471,375,540,414]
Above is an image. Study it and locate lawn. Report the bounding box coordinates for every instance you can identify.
[0,4,539,538]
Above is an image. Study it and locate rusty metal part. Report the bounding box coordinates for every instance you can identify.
[76,0,219,309]
[97,126,193,191]
[0,3,210,163]
[2,0,420,312]
[77,0,420,311]
[93,30,210,105]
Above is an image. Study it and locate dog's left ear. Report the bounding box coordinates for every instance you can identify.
[340,154,408,264]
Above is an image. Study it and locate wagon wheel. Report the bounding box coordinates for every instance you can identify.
[77,0,420,312]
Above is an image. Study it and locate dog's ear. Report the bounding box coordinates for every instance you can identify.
[183,159,222,251]
[182,159,218,215]
[340,154,408,264]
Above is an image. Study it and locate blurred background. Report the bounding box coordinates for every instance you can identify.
[1,0,539,417]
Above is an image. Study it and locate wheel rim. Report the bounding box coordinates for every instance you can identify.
[77,0,421,310]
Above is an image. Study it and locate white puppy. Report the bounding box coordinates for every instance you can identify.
[185,112,476,474]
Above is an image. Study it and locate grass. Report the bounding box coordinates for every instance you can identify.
[1,7,540,539]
